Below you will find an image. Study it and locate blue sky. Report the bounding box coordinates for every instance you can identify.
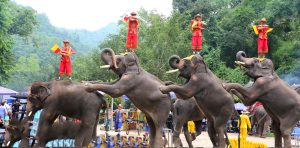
[14,0,172,31]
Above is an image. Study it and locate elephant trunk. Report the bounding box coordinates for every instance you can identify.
[236,51,247,62]
[169,55,181,69]
[100,48,118,69]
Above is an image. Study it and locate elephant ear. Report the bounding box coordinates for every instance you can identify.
[124,53,140,74]
[260,59,275,76]
[191,55,207,73]
[29,82,51,103]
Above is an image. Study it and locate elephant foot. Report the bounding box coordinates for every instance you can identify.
[191,133,196,141]
[260,135,267,138]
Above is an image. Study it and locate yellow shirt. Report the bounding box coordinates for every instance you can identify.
[238,114,251,129]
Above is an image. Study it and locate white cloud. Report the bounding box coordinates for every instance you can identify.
[13,0,172,31]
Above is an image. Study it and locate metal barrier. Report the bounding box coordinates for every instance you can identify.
[163,128,173,147]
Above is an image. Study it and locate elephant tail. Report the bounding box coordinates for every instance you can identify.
[95,92,109,132]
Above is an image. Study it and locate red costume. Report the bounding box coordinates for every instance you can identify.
[124,12,139,49]
[58,41,75,77]
[253,18,272,57]
[190,14,204,51]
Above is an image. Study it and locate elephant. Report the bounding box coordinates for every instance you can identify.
[4,118,33,147]
[4,118,81,147]
[159,54,234,147]
[25,80,107,148]
[223,51,300,148]
[249,103,271,138]
[85,48,172,147]
[172,97,205,148]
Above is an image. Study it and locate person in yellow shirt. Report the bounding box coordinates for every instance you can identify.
[187,121,196,140]
[238,110,251,140]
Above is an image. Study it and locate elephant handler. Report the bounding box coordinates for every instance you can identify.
[238,110,251,141]
[252,18,273,59]
[124,12,139,52]
[190,14,206,55]
[188,120,196,140]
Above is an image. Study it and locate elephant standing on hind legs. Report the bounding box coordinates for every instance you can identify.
[85,48,171,148]
[26,80,107,148]
[224,51,300,148]
[160,54,235,147]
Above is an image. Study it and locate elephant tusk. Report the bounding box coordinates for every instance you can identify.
[28,111,32,117]
[6,141,10,146]
[100,65,110,69]
[166,69,179,74]
[235,61,245,66]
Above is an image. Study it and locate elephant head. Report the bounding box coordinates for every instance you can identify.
[27,81,51,118]
[235,51,275,79]
[4,118,32,147]
[100,48,140,77]
[168,54,207,80]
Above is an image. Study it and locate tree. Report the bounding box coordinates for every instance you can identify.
[0,0,37,84]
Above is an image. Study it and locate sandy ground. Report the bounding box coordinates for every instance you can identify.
[96,126,294,147]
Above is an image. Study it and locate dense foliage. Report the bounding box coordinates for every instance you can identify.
[2,0,300,91]
[0,0,37,84]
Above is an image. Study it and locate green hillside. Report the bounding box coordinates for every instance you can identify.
[4,13,118,91]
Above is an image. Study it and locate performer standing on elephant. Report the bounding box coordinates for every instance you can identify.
[190,14,206,55]
[238,110,251,140]
[252,18,273,58]
[124,12,138,52]
[52,40,75,80]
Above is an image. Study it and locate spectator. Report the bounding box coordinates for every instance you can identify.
[12,100,21,118]
[113,104,124,132]
[0,103,7,120]
[3,101,12,118]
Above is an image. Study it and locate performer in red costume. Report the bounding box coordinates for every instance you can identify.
[124,12,139,52]
[252,18,273,58]
[57,40,75,80]
[190,14,206,55]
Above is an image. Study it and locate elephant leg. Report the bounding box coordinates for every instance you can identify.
[183,123,194,148]
[146,116,156,147]
[172,118,183,147]
[194,120,202,137]
[78,117,97,148]
[280,119,296,148]
[272,120,282,148]
[214,117,228,148]
[36,110,58,147]
[207,120,217,147]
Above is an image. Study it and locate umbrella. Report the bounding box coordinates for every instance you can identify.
[234,103,247,110]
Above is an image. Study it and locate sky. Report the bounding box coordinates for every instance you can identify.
[13,0,173,31]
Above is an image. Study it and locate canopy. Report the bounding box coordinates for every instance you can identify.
[0,86,18,95]
[234,102,247,110]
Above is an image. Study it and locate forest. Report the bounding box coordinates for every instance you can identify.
[1,0,300,91]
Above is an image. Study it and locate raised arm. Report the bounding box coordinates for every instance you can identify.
[85,75,133,97]
[160,78,198,99]
[224,78,266,104]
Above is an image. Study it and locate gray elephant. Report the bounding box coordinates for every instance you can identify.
[85,48,172,147]
[223,51,300,148]
[172,97,204,148]
[4,118,32,147]
[26,80,107,148]
[159,54,234,147]
[249,103,271,138]
[4,118,81,147]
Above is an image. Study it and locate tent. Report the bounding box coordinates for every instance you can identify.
[0,86,18,95]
